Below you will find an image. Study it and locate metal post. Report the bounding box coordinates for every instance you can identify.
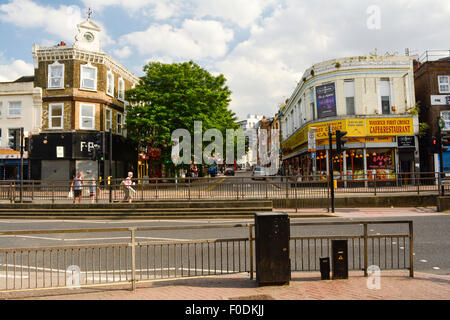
[130,228,136,291]
[409,221,414,278]
[188,177,191,200]
[32,180,34,201]
[285,174,289,208]
[9,182,13,203]
[363,223,368,277]
[109,130,113,203]
[51,182,55,204]
[20,127,24,203]
[374,173,377,196]
[295,179,298,213]
[328,126,335,213]
[249,224,254,280]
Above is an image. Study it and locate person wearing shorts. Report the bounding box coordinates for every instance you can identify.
[71,172,83,204]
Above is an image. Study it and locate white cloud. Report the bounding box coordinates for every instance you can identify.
[0,0,114,46]
[213,0,450,120]
[0,0,83,41]
[119,19,233,60]
[113,46,132,59]
[194,0,275,28]
[82,0,185,20]
[0,59,34,82]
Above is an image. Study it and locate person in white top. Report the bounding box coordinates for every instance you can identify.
[121,172,136,203]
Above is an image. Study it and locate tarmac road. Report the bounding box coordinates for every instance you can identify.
[0,210,448,276]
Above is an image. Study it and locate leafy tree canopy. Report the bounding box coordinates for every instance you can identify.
[125,61,239,163]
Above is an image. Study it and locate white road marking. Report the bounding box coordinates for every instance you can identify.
[432,267,440,270]
[0,274,29,279]
[420,259,428,263]
[0,235,190,242]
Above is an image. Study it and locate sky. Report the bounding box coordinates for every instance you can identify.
[0,0,449,121]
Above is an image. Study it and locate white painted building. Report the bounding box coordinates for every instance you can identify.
[281,54,419,180]
[236,114,263,167]
[0,76,42,179]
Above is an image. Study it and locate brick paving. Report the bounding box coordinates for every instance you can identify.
[2,270,449,300]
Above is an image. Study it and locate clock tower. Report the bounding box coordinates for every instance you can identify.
[73,16,102,52]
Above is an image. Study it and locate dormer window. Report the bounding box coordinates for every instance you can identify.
[48,61,64,89]
[106,69,114,96]
[118,77,125,101]
[80,63,97,91]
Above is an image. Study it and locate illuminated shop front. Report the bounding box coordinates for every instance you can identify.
[281,116,418,182]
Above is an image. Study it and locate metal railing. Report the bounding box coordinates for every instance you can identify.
[0,223,253,293]
[290,221,414,277]
[0,172,447,204]
[0,220,413,294]
[418,50,450,63]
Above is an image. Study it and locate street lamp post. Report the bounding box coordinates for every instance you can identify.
[278,111,284,179]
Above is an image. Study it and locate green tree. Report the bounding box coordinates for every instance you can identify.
[125,61,239,170]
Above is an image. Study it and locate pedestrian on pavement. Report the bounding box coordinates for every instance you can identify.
[71,172,83,204]
[121,172,136,203]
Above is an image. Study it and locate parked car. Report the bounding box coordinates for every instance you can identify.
[224,167,235,176]
[252,166,266,180]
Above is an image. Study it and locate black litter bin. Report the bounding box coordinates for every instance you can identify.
[319,257,330,280]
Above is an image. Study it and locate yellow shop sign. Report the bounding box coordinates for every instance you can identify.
[366,118,413,136]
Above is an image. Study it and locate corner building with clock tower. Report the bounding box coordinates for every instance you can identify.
[29,17,140,181]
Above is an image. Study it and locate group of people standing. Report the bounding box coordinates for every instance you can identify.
[70,171,136,204]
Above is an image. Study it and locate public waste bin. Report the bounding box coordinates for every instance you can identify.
[319,257,330,280]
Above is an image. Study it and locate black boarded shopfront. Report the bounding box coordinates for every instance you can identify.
[29,132,137,181]
[397,136,416,174]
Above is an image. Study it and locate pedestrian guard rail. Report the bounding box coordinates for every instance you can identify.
[0,220,413,294]
[0,172,449,204]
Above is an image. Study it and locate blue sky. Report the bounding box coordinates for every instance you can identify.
[1,0,449,120]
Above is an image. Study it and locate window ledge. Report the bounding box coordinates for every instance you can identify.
[79,87,98,93]
[47,87,65,90]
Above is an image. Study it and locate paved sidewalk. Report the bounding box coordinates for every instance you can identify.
[3,270,449,300]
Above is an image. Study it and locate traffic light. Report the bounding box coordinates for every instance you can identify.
[90,147,97,160]
[430,136,439,153]
[10,129,21,151]
[335,130,347,154]
[94,132,103,151]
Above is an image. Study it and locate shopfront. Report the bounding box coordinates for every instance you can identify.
[30,132,137,181]
[282,116,418,182]
[137,147,163,181]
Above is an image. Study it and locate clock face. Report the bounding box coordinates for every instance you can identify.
[84,32,94,42]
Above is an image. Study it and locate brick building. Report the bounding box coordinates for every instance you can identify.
[29,17,140,181]
[414,50,450,173]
